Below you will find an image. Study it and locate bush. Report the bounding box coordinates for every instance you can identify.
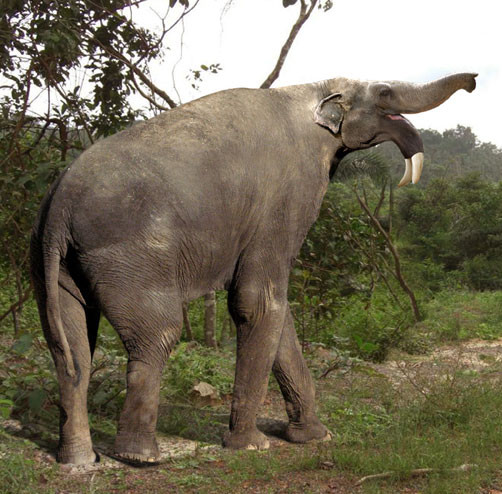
[462,254,502,290]
[163,342,235,399]
[330,288,417,361]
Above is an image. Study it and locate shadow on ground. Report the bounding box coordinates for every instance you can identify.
[1,403,290,470]
[157,404,289,444]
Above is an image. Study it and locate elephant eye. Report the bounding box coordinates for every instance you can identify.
[379,87,392,98]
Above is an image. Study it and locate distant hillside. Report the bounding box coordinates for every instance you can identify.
[374,125,502,184]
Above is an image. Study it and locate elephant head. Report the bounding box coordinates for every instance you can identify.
[314,73,477,186]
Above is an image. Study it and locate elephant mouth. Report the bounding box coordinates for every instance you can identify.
[382,113,425,187]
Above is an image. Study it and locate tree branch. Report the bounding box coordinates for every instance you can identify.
[92,38,178,108]
[355,187,421,322]
[0,287,32,324]
[129,70,170,111]
[373,178,388,217]
[340,217,405,310]
[182,303,194,341]
[260,0,318,89]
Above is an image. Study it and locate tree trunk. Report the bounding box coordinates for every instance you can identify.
[12,310,20,337]
[388,178,394,235]
[220,313,230,346]
[182,303,193,341]
[204,292,217,348]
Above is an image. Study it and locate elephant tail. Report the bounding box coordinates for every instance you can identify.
[44,245,76,378]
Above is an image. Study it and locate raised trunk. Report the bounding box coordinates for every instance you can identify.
[379,73,477,114]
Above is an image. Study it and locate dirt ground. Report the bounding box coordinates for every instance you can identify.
[2,338,502,493]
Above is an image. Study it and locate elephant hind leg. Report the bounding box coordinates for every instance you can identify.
[101,289,183,464]
[272,308,331,443]
[223,266,288,451]
[34,282,98,464]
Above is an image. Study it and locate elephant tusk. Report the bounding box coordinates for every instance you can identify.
[398,158,412,187]
[411,152,424,184]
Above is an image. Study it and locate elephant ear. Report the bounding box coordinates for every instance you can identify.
[314,93,344,135]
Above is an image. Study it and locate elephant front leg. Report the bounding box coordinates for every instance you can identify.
[223,282,287,450]
[273,308,331,443]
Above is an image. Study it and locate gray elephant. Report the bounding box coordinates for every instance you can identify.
[30,72,477,464]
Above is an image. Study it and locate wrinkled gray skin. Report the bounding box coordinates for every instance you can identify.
[30,73,476,465]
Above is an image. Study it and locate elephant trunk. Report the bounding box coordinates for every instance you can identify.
[378,73,477,114]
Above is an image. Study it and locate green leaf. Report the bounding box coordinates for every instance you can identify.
[93,390,109,405]
[0,399,14,419]
[12,334,33,354]
[360,342,379,352]
[28,389,47,413]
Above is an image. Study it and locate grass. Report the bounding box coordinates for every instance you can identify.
[1,344,501,493]
[1,288,502,493]
[422,289,502,341]
[326,380,502,493]
[0,430,58,494]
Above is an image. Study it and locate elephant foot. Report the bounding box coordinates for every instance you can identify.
[57,440,99,465]
[284,416,332,444]
[222,428,270,450]
[113,431,160,465]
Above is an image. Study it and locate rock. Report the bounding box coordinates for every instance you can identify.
[191,381,221,406]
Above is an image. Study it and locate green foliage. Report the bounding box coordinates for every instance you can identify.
[187,63,223,90]
[397,174,502,289]
[336,150,391,185]
[283,0,333,11]
[379,125,502,185]
[0,123,65,297]
[463,254,502,291]
[329,287,417,361]
[163,342,235,399]
[0,330,59,421]
[0,398,13,419]
[226,450,284,481]
[324,398,392,445]
[87,330,128,419]
[290,182,390,345]
[0,430,58,494]
[0,452,38,493]
[0,0,192,322]
[0,0,161,135]
[181,291,233,344]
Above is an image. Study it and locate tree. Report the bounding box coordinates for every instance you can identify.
[203,292,217,348]
[1,0,199,330]
[289,150,421,352]
[396,173,502,290]
[0,0,332,334]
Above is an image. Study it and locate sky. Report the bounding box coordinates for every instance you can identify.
[137,0,502,148]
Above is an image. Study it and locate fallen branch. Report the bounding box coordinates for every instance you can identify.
[355,463,478,486]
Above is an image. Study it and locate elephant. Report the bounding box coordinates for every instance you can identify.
[30,72,477,464]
